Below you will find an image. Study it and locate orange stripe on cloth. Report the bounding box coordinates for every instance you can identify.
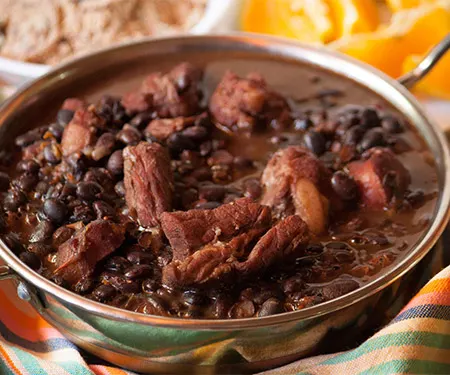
[415,278,450,296]
[400,291,450,311]
[0,343,26,375]
[90,365,133,375]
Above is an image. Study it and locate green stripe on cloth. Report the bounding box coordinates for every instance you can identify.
[357,359,450,375]
[10,347,48,375]
[319,331,450,366]
[0,363,15,375]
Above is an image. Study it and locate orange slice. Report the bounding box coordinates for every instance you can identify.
[331,3,450,77]
[386,0,441,11]
[327,0,380,38]
[241,0,335,43]
[403,53,450,99]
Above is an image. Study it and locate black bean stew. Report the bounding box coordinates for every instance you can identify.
[0,63,437,319]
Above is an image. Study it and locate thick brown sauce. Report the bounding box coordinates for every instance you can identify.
[0,56,438,319]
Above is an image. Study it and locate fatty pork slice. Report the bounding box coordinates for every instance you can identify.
[121,62,203,117]
[123,142,173,228]
[261,146,335,235]
[162,215,309,287]
[209,71,290,134]
[61,106,104,156]
[54,220,125,285]
[160,197,272,260]
[348,148,411,210]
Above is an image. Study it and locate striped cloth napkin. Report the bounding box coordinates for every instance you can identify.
[0,230,448,375]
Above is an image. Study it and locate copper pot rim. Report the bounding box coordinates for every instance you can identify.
[1,33,449,330]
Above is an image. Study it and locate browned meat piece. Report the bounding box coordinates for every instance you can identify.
[121,92,152,115]
[61,98,85,112]
[209,71,290,134]
[140,62,203,118]
[261,146,334,234]
[61,108,103,156]
[54,220,125,285]
[160,197,272,260]
[123,142,173,227]
[162,215,309,287]
[236,215,309,274]
[348,148,411,210]
[144,116,196,141]
[162,229,263,286]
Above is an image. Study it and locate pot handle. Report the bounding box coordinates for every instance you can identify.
[0,264,47,312]
[398,33,450,88]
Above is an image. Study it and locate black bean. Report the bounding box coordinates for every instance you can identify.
[199,140,212,156]
[304,130,326,156]
[57,109,75,126]
[182,126,209,142]
[142,279,160,293]
[358,128,386,152]
[114,181,125,197]
[0,172,10,191]
[92,133,116,161]
[27,243,52,257]
[212,294,233,319]
[343,125,365,145]
[318,279,359,300]
[29,220,54,243]
[48,123,65,140]
[15,132,40,148]
[167,133,196,153]
[229,300,255,319]
[93,200,115,219]
[360,108,380,128]
[93,284,116,301]
[43,143,62,164]
[406,190,425,208]
[13,173,38,191]
[74,277,95,294]
[198,184,226,202]
[126,251,155,265]
[326,241,349,250]
[331,171,358,201]
[130,112,153,128]
[195,201,222,210]
[116,125,142,145]
[381,116,404,134]
[60,183,76,200]
[257,298,284,317]
[117,280,141,294]
[294,118,313,131]
[182,290,208,306]
[107,150,124,175]
[283,276,305,294]
[19,252,41,270]
[17,159,40,174]
[233,156,253,169]
[306,243,324,253]
[66,152,86,174]
[43,199,68,224]
[76,181,102,201]
[243,178,262,200]
[105,256,131,272]
[3,233,23,253]
[124,264,153,280]
[72,204,94,224]
[4,190,27,211]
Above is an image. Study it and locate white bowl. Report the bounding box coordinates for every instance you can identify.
[0,0,240,87]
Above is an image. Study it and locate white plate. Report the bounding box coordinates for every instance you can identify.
[0,0,240,87]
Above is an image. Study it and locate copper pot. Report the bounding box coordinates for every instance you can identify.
[0,34,449,374]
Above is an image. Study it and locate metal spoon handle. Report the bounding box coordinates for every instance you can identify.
[398,33,450,88]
